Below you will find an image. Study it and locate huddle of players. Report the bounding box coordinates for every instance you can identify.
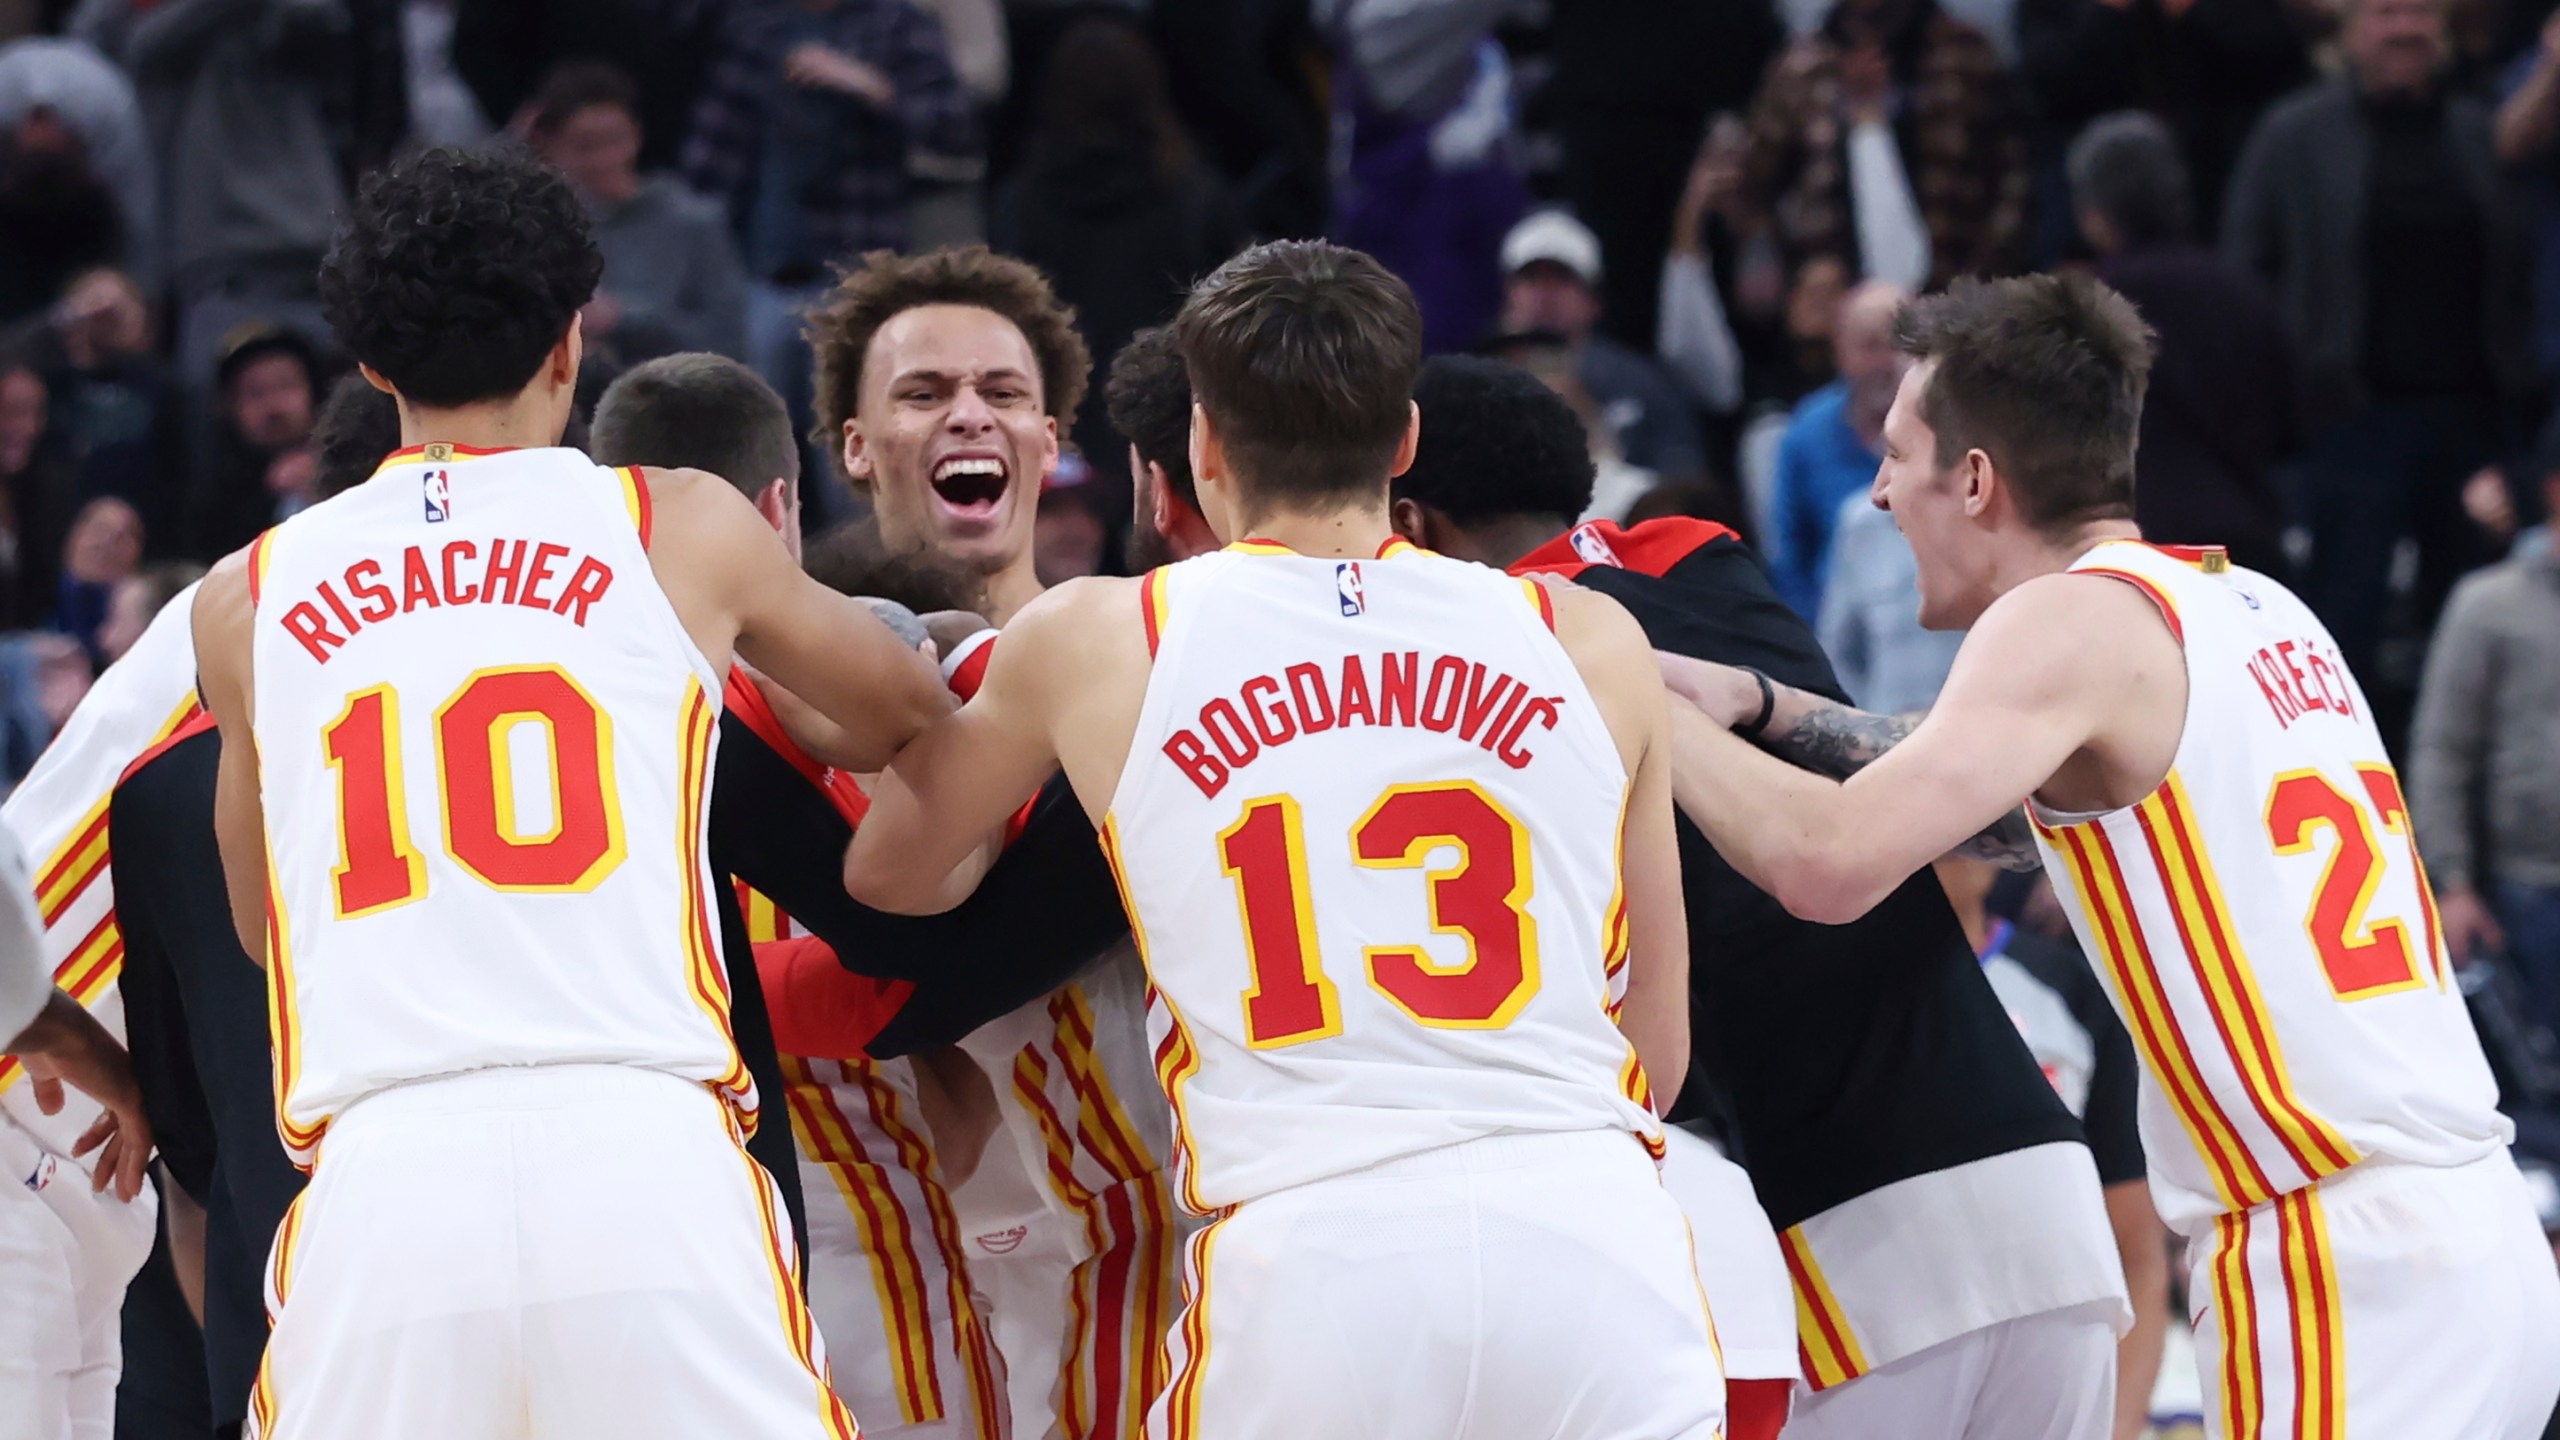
[7,137,2557,1440]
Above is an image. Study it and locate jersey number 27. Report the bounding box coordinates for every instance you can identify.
[323,664,625,917]
[1221,781,1543,1047]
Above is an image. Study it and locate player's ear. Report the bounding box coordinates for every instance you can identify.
[1389,496,1431,547]
[554,312,583,389]
[1188,401,1222,491]
[841,418,875,491]
[1388,400,1421,480]
[1960,447,1995,520]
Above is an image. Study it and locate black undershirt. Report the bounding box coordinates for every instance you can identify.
[1542,526,2087,1230]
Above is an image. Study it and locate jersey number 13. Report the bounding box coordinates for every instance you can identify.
[1220,780,1545,1047]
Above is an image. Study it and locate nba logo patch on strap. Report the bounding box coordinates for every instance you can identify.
[422,469,453,523]
[1336,562,1365,617]
[1568,522,1620,567]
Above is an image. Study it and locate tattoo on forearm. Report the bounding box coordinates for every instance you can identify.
[1762,696,2044,873]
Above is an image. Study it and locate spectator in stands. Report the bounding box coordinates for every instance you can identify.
[1546,0,1785,351]
[1818,496,1963,712]
[454,0,718,172]
[2493,7,2560,380]
[529,61,747,364]
[1154,0,1330,241]
[49,492,139,661]
[1499,341,1660,523]
[2015,0,2309,249]
[1739,0,2028,292]
[0,110,126,326]
[0,33,155,286]
[2223,0,2529,702]
[1321,0,1526,355]
[22,267,180,536]
[991,13,1247,505]
[0,630,90,786]
[1033,472,1107,587]
[2069,112,2297,577]
[684,0,975,436]
[1498,210,1707,484]
[2412,447,2560,1035]
[0,354,72,629]
[70,0,346,392]
[94,558,200,663]
[1767,279,1904,619]
[189,325,318,561]
[399,0,489,151]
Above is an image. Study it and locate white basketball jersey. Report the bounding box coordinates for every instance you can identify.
[247,444,750,1165]
[2031,540,2507,1229]
[1104,539,1661,1214]
[0,582,201,1158]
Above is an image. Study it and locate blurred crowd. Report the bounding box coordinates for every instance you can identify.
[0,0,2557,1133]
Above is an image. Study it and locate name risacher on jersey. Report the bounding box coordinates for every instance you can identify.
[245,446,753,1168]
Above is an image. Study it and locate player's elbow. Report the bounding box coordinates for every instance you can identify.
[1771,853,1891,927]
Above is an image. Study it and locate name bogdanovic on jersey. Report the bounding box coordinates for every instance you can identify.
[1105,540,1661,1216]
[246,446,753,1167]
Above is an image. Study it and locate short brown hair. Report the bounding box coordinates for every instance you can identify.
[1169,240,1422,511]
[590,352,797,499]
[808,246,1091,483]
[1894,274,2155,533]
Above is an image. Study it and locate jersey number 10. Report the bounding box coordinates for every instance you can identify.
[323,664,627,917]
[1220,780,1545,1047]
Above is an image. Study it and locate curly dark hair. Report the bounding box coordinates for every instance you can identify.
[318,146,603,409]
[312,372,404,500]
[807,246,1091,480]
[802,523,985,614]
[1102,327,1193,507]
[1393,355,1594,528]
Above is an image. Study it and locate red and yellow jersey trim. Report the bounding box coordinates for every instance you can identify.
[784,1055,947,1424]
[0,695,206,1094]
[1101,815,1208,1215]
[1140,569,1172,659]
[676,679,757,1127]
[1012,987,1178,1439]
[618,466,654,551]
[1779,1228,1869,1390]
[1518,576,1557,632]
[372,441,519,473]
[245,528,275,607]
[2078,564,2184,645]
[730,1131,862,1440]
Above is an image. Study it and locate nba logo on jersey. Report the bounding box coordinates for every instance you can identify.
[1569,523,1620,567]
[423,469,453,523]
[1337,562,1366,616]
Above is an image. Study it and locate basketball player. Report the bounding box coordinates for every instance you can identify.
[1663,274,2560,1438]
[0,576,193,1440]
[845,241,1725,1439]
[809,247,1179,1440]
[189,147,952,1439]
[1386,353,2127,1440]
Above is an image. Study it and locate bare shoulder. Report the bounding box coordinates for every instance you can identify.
[1544,580,1653,670]
[1003,573,1147,657]
[190,545,257,643]
[632,465,759,538]
[1938,570,2176,717]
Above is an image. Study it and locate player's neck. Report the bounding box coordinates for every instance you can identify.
[981,557,1045,627]
[396,390,565,454]
[1465,515,1577,571]
[1232,501,1397,560]
[1999,518,2143,593]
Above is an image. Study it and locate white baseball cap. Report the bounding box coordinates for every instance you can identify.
[1500,209,1603,286]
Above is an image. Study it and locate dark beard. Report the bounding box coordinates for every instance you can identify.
[1122,511,1175,573]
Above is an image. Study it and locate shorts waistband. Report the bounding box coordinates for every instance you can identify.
[335,1064,721,1127]
[1330,1128,1657,1184]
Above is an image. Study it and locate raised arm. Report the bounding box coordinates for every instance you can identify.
[1551,584,1690,1109]
[648,467,953,772]
[1663,576,2142,924]
[190,551,269,964]
[1657,649,2041,869]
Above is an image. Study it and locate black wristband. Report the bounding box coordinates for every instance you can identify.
[1735,666,1776,739]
